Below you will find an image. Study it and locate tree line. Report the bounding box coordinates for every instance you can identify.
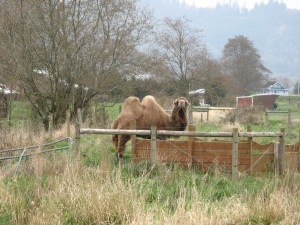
[0,0,271,129]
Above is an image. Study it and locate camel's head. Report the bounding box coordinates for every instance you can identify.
[174,97,189,115]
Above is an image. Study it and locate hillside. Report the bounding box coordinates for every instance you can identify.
[139,0,300,79]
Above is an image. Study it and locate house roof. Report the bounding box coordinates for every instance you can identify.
[189,89,205,95]
[0,84,18,94]
[262,81,288,90]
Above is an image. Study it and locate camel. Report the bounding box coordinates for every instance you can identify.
[112,95,189,159]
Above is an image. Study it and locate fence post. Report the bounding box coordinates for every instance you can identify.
[188,124,195,167]
[150,125,157,163]
[288,109,291,136]
[92,104,96,127]
[274,142,279,175]
[278,128,285,175]
[48,113,53,140]
[66,109,70,137]
[264,111,268,128]
[207,109,209,122]
[247,125,253,174]
[232,128,239,179]
[77,108,82,126]
[188,106,193,124]
[99,106,106,127]
[74,120,81,158]
[130,120,136,162]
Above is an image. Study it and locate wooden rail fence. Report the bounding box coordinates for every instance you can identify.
[77,123,300,178]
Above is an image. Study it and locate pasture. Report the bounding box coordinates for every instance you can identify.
[0,95,300,224]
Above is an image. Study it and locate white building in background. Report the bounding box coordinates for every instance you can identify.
[189,89,207,106]
[259,81,289,95]
[0,84,18,94]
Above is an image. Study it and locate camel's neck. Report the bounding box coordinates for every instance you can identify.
[170,108,188,131]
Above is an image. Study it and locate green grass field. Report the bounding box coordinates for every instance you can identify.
[267,95,300,143]
[1,138,299,224]
[1,95,300,224]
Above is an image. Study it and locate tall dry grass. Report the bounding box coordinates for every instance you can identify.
[1,124,300,224]
[1,154,300,224]
[0,122,73,150]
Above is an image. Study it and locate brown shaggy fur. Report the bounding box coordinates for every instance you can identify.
[112,95,189,159]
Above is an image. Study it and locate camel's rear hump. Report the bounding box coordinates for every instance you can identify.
[139,95,170,127]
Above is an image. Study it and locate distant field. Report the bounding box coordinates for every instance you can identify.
[2,95,300,143]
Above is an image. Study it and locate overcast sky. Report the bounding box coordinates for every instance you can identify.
[179,0,300,10]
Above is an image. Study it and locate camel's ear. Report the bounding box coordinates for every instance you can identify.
[185,100,190,107]
[173,100,178,106]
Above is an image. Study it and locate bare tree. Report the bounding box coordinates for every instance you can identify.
[275,75,292,90]
[0,0,152,128]
[152,17,208,97]
[221,35,270,96]
[198,58,230,106]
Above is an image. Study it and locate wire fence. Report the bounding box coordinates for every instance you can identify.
[0,137,73,175]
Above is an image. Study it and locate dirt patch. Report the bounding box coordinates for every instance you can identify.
[193,109,233,123]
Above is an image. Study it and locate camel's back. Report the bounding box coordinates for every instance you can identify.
[138,95,170,128]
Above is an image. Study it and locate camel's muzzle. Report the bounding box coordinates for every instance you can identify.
[177,101,188,110]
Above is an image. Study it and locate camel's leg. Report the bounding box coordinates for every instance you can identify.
[112,134,118,149]
[116,134,131,159]
[113,134,122,159]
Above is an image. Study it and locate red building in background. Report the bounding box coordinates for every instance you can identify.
[236,94,279,110]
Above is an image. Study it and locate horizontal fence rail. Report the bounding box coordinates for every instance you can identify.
[266,110,289,113]
[80,128,283,138]
[239,132,283,137]
[80,128,151,136]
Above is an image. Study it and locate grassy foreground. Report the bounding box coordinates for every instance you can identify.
[1,95,300,224]
[1,134,300,225]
